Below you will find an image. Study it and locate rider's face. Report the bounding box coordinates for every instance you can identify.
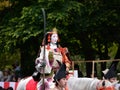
[51,33,58,44]
[109,77,117,83]
[58,78,67,88]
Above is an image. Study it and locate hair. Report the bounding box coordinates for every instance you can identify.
[0,86,3,90]
[42,28,60,46]
[55,79,60,86]
[7,87,13,90]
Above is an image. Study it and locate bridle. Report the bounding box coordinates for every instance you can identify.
[96,80,115,90]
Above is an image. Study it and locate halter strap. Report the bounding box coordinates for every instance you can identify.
[96,80,115,90]
[96,80,103,90]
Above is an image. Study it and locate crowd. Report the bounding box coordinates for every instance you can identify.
[0,62,21,82]
[0,62,21,90]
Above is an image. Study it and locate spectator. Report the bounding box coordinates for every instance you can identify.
[74,64,83,77]
[7,87,13,90]
[10,71,17,82]
[0,70,3,81]
[2,68,12,82]
[12,61,21,82]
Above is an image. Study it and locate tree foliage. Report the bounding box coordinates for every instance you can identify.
[0,0,120,77]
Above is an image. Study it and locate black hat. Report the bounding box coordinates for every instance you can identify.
[54,63,67,80]
[104,64,117,79]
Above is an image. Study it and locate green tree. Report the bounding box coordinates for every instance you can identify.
[0,0,120,77]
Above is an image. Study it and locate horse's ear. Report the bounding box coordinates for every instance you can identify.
[102,80,105,86]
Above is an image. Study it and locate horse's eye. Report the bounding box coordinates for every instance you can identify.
[37,60,40,64]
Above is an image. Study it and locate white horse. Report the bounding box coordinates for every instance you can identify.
[67,77,115,90]
[17,76,115,90]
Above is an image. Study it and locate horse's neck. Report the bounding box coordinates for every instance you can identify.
[67,77,100,90]
[80,78,100,89]
[89,78,100,89]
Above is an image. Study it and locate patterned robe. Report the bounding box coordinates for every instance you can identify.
[35,46,71,74]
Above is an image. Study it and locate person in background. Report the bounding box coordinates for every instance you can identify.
[2,68,12,82]
[0,70,3,81]
[12,61,21,82]
[74,64,83,77]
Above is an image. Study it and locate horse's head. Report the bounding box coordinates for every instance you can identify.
[96,80,115,90]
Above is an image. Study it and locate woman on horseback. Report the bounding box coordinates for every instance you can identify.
[34,27,71,89]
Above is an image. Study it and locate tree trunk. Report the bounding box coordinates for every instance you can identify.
[80,31,96,77]
[20,38,39,77]
[97,38,109,77]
